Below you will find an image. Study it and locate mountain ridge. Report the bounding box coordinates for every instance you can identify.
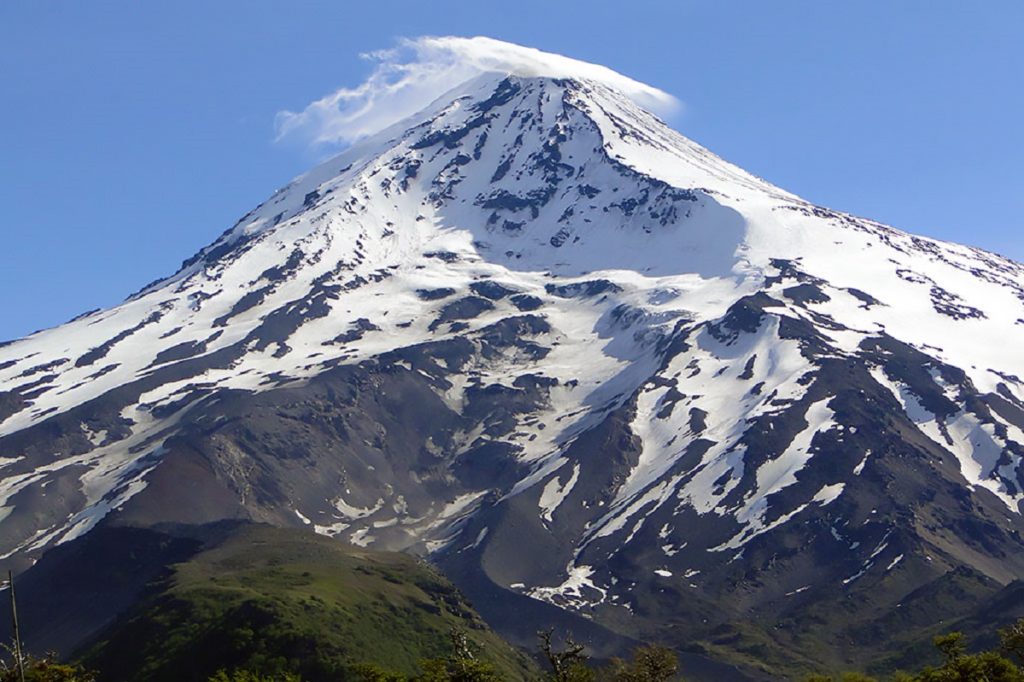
[2,71,1024,677]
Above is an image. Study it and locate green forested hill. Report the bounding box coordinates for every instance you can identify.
[75,524,536,681]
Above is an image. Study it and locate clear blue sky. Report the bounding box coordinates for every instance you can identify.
[2,1,1022,340]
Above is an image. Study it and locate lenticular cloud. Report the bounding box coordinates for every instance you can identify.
[275,36,680,148]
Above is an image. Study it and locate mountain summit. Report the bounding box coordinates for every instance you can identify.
[2,65,1024,675]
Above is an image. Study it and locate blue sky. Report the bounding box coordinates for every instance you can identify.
[2,1,1022,340]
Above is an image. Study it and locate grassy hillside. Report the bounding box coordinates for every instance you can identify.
[77,524,536,681]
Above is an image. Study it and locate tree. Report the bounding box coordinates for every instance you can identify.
[934,632,969,664]
[349,663,407,682]
[207,669,302,682]
[538,629,594,682]
[1001,619,1024,666]
[893,631,1024,682]
[601,645,679,682]
[0,652,96,682]
[415,629,501,682]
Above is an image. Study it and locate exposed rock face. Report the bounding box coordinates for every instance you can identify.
[2,73,1024,674]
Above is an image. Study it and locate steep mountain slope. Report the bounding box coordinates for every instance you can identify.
[2,70,1024,676]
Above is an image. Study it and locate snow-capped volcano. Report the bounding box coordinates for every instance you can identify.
[3,51,1024,675]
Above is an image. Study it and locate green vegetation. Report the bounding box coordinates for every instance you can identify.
[201,635,678,682]
[599,645,679,682]
[75,525,533,682]
[0,653,95,681]
[208,671,301,682]
[807,620,1024,681]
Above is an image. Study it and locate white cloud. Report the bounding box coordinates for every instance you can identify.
[275,36,680,149]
